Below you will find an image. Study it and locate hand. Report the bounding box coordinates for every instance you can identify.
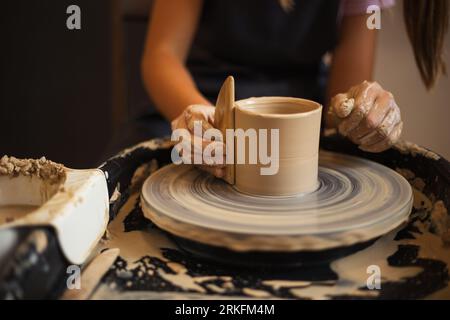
[329,81,403,152]
[171,104,225,178]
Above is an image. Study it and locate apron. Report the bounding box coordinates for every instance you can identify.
[188,0,341,103]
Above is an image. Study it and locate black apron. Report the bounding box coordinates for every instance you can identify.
[188,0,340,104]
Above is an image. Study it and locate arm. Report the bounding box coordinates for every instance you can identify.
[141,0,210,121]
[327,14,403,152]
[325,14,377,127]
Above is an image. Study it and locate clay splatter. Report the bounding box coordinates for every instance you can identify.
[93,166,450,299]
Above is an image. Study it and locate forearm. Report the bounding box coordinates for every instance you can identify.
[325,15,377,127]
[142,49,210,121]
[326,44,375,104]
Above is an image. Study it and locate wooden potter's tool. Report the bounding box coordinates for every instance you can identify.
[214,75,235,184]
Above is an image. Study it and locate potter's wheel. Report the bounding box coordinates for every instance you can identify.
[141,151,413,266]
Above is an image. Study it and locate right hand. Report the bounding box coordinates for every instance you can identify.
[171,104,225,178]
[329,81,403,152]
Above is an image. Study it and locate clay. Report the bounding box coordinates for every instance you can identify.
[234,97,322,196]
[242,288,272,298]
[141,151,412,251]
[0,155,66,184]
[394,140,440,160]
[262,280,311,290]
[130,159,158,192]
[109,184,121,204]
[430,201,450,244]
[212,77,322,195]
[61,248,120,300]
[290,230,421,299]
[396,167,450,245]
[336,98,355,118]
[96,167,448,299]
[0,163,108,264]
[0,205,39,224]
[98,193,217,295]
[93,138,449,300]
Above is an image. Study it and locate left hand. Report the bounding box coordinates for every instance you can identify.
[171,104,226,178]
[329,81,403,152]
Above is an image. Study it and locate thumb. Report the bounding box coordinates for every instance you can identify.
[186,113,215,134]
[330,93,355,119]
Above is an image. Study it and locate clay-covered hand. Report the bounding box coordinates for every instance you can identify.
[329,81,403,152]
[171,104,225,178]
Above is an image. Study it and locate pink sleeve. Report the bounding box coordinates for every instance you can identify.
[341,0,395,16]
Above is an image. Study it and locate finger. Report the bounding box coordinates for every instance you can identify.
[204,106,217,124]
[173,135,204,163]
[347,91,394,143]
[359,122,403,153]
[338,82,381,136]
[197,165,225,178]
[190,137,225,153]
[346,81,367,98]
[187,119,215,135]
[171,115,187,131]
[349,80,382,101]
[389,120,403,144]
[185,137,226,165]
[202,141,226,166]
[203,127,224,142]
[359,121,403,153]
[183,105,208,133]
[358,105,401,146]
[185,105,216,128]
[330,93,351,118]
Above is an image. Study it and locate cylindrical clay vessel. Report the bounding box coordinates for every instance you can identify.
[234,97,322,196]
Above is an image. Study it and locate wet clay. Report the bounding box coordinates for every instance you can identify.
[234,97,322,196]
[213,76,322,195]
[0,205,39,224]
[141,151,412,252]
[0,155,66,184]
[96,170,448,300]
[394,140,440,160]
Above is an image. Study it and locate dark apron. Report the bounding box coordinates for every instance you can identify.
[189,0,340,103]
[106,0,340,158]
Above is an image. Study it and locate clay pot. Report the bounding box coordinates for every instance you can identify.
[234,97,322,196]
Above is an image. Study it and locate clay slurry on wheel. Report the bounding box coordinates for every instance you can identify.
[141,151,413,252]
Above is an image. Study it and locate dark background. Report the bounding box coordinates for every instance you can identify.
[0,0,131,168]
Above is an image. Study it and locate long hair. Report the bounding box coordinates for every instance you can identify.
[404,0,449,89]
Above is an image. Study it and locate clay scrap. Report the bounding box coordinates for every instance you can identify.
[0,155,66,184]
